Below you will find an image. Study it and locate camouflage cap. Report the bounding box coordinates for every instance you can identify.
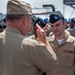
[7,0,32,15]
[49,11,64,23]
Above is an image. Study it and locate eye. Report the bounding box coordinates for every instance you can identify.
[51,25,54,28]
[56,24,60,27]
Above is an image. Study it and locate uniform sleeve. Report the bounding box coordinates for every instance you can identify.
[28,43,58,74]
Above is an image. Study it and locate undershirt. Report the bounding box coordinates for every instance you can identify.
[57,39,64,45]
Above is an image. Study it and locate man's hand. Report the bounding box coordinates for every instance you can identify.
[36,23,47,44]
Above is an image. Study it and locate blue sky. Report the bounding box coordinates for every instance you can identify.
[0,0,75,19]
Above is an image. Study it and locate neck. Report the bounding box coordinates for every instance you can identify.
[55,31,65,40]
[6,20,26,36]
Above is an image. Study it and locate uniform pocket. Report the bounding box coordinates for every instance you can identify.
[60,52,74,67]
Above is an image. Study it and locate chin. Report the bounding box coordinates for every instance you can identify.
[54,33,59,36]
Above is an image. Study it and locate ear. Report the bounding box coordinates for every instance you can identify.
[64,21,67,29]
[23,17,28,25]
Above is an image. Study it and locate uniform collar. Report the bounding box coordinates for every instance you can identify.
[64,30,74,43]
[5,27,22,35]
[49,30,73,43]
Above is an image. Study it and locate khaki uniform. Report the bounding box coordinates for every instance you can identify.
[66,27,75,37]
[0,27,58,75]
[48,31,75,75]
[27,34,36,39]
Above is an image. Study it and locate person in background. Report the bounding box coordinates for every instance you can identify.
[28,17,47,39]
[0,0,58,75]
[0,18,6,32]
[64,18,68,29]
[0,25,3,32]
[66,17,75,37]
[35,17,46,28]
